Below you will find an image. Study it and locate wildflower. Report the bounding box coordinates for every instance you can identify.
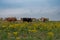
[16,37,20,40]
[15,24,20,27]
[47,32,54,37]
[2,26,6,28]
[8,32,11,35]
[8,32,12,38]
[9,24,16,28]
[28,29,37,33]
[13,32,18,36]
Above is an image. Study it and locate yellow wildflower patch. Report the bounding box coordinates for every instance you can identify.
[47,32,54,37]
[13,32,18,36]
[28,29,37,33]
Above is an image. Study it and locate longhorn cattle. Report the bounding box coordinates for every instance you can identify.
[21,18,32,22]
[4,17,17,22]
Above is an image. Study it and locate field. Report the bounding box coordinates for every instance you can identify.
[0,21,60,40]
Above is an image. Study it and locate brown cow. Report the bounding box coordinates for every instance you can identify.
[4,17,17,22]
[40,17,49,22]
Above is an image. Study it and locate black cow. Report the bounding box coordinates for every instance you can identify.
[21,18,32,22]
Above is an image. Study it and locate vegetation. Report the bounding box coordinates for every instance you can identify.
[0,21,60,40]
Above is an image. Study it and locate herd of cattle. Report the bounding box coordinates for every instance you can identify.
[0,17,49,22]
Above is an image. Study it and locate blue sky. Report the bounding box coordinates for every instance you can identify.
[0,0,60,20]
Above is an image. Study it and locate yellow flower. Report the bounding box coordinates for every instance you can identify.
[13,32,18,36]
[8,32,12,38]
[28,30,37,33]
[2,26,6,28]
[16,37,20,40]
[9,24,16,28]
[8,32,11,35]
[47,32,54,37]
[15,24,20,27]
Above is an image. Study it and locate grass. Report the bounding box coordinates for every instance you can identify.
[0,21,60,40]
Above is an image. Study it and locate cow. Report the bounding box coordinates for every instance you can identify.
[40,17,49,22]
[21,18,32,22]
[31,18,37,22]
[4,17,17,22]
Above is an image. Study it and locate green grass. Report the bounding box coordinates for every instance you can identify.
[0,21,60,40]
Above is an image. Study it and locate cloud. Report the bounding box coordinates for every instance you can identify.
[0,0,60,21]
[0,7,60,21]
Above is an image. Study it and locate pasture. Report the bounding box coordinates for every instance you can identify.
[0,21,60,40]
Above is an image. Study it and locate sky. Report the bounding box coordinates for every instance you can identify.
[0,0,60,21]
